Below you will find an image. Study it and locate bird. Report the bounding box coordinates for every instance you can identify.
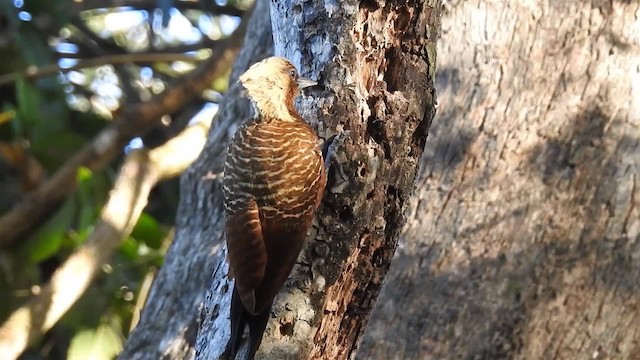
[221,56,326,360]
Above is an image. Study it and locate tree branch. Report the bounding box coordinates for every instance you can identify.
[0,116,212,360]
[56,35,226,61]
[68,15,127,56]
[67,16,140,103]
[0,13,249,246]
[0,53,203,87]
[71,0,245,17]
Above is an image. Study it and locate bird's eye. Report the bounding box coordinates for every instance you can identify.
[289,68,298,79]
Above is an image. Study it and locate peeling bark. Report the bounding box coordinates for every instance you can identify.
[360,1,640,359]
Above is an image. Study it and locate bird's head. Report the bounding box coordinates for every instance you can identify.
[238,57,316,118]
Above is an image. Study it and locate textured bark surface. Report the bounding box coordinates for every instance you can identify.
[118,2,274,359]
[196,0,440,359]
[360,1,640,359]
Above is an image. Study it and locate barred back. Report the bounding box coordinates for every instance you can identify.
[222,117,325,221]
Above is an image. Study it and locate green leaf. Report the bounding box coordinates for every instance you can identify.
[28,230,65,264]
[76,167,99,231]
[119,237,139,260]
[0,104,17,140]
[27,198,76,263]
[68,227,92,247]
[31,132,85,170]
[67,323,123,360]
[77,166,93,183]
[30,89,69,146]
[14,25,53,67]
[131,213,164,250]
[14,79,40,137]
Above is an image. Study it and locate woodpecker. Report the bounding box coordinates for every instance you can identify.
[222,57,326,360]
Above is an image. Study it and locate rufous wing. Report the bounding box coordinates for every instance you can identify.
[225,198,267,314]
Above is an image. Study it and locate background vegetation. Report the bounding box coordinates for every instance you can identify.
[0,1,249,358]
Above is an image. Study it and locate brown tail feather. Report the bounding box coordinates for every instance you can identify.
[224,285,271,360]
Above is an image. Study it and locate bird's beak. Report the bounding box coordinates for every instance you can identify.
[297,77,317,89]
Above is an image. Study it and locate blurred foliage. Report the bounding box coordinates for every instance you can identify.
[0,0,247,358]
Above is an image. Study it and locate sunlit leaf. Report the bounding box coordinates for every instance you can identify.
[77,166,93,182]
[0,110,16,127]
[0,104,17,140]
[67,323,123,360]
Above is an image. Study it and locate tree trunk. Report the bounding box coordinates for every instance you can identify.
[360,1,640,359]
[120,0,440,359]
[195,0,441,359]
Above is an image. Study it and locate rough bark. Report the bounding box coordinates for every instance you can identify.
[360,1,640,359]
[196,0,440,359]
[118,2,274,359]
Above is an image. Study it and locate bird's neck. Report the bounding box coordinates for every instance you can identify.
[252,97,298,122]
